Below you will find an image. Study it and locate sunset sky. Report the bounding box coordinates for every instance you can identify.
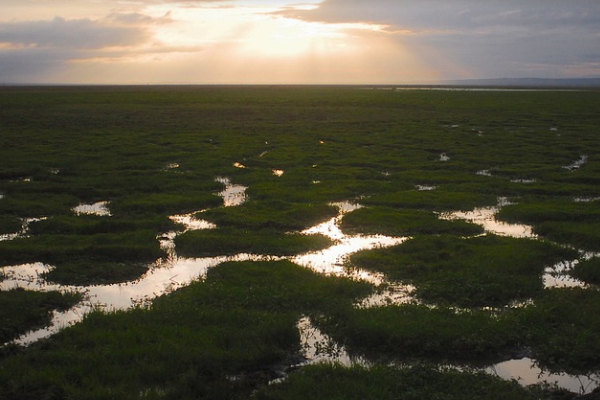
[1,0,599,84]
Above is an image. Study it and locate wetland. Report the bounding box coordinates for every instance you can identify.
[1,85,600,399]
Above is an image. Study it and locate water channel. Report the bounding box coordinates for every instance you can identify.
[0,177,597,393]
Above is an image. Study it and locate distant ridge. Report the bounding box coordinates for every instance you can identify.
[445,77,600,88]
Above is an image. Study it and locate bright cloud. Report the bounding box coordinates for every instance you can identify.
[0,0,598,83]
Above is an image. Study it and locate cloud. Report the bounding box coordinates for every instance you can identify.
[276,0,600,78]
[0,17,150,49]
[276,0,600,32]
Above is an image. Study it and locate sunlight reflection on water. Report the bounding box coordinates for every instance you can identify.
[72,201,112,216]
[2,181,598,393]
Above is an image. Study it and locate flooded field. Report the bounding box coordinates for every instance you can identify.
[1,86,599,399]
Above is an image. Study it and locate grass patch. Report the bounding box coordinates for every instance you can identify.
[515,288,600,373]
[570,257,600,285]
[175,228,332,257]
[254,363,541,400]
[0,231,163,265]
[363,190,497,212]
[0,215,21,235]
[198,200,338,231]
[315,304,521,362]
[0,260,372,399]
[350,235,577,307]
[340,206,483,237]
[0,288,82,344]
[42,261,149,286]
[497,200,600,250]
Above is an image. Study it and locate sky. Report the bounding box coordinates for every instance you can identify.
[1,0,599,84]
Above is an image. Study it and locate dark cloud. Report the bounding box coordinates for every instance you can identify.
[276,0,600,78]
[276,0,600,32]
[0,17,149,49]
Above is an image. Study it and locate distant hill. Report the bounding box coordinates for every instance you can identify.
[444,78,600,88]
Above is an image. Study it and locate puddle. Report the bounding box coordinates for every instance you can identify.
[510,179,537,184]
[3,180,598,394]
[543,258,587,289]
[297,316,365,367]
[355,281,416,308]
[169,213,216,231]
[216,176,247,207]
[564,155,588,171]
[439,198,536,239]
[72,201,111,216]
[487,358,599,394]
[574,197,600,203]
[294,201,407,283]
[296,316,599,395]
[0,217,47,242]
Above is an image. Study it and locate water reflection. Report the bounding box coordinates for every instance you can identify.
[2,180,598,393]
[216,176,247,207]
[488,358,599,394]
[439,198,536,239]
[0,217,46,242]
[297,316,365,366]
[296,316,599,394]
[564,155,588,171]
[72,201,111,216]
[294,201,407,284]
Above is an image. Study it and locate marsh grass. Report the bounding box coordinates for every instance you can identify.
[253,363,541,400]
[1,86,600,396]
[0,288,82,344]
[0,230,164,263]
[0,261,372,399]
[175,228,333,257]
[350,235,577,307]
[0,215,22,235]
[570,257,600,285]
[42,260,149,286]
[497,200,600,250]
[515,288,600,373]
[198,200,338,231]
[363,189,497,212]
[314,304,521,362]
[340,206,484,237]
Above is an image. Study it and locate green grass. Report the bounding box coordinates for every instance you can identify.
[0,260,372,399]
[1,86,600,396]
[175,228,333,257]
[254,363,542,400]
[497,199,600,250]
[0,215,22,235]
[515,288,600,373]
[0,288,82,344]
[197,200,338,231]
[570,257,600,285]
[350,235,577,307]
[314,304,521,362]
[340,206,484,237]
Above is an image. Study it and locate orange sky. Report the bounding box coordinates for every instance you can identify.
[1,0,598,84]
